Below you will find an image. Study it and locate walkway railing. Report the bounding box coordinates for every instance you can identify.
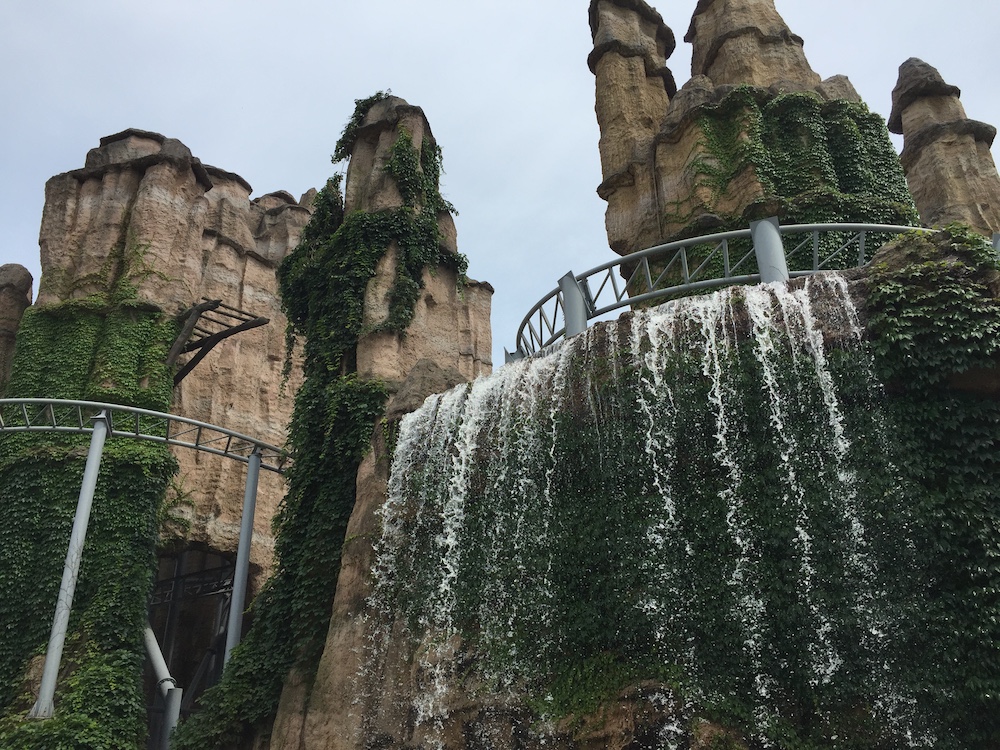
[0,398,287,472]
[0,398,284,746]
[509,221,935,359]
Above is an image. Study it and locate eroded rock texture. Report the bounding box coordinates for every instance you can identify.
[268,99,492,750]
[889,58,1000,234]
[350,97,493,383]
[37,129,310,579]
[591,0,906,258]
[0,264,32,393]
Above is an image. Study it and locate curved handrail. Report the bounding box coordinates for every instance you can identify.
[513,223,933,357]
[0,398,288,473]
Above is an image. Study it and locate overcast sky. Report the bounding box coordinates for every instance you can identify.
[3,1,999,367]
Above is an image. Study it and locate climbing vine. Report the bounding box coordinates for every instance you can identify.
[0,237,178,749]
[662,87,919,288]
[172,94,467,749]
[864,225,1000,749]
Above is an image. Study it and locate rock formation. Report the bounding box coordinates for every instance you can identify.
[349,98,493,383]
[589,0,676,255]
[591,0,910,260]
[685,0,820,89]
[889,58,1000,234]
[36,128,311,583]
[265,97,492,749]
[0,264,31,392]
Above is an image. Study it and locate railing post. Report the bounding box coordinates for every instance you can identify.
[224,447,262,664]
[29,410,111,719]
[144,627,182,750]
[559,271,589,338]
[750,217,789,284]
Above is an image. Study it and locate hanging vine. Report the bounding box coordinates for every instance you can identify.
[173,93,467,749]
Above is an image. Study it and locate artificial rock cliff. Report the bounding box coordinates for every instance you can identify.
[0,264,32,392]
[889,57,1000,235]
[590,0,911,258]
[36,128,310,580]
[267,95,492,750]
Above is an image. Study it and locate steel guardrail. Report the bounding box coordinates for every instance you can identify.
[513,223,933,357]
[0,398,288,473]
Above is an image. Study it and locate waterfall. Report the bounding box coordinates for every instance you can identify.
[368,274,929,747]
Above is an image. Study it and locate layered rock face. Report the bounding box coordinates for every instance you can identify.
[0,264,32,392]
[591,0,911,258]
[889,58,1000,234]
[36,129,310,578]
[350,98,493,383]
[267,98,492,750]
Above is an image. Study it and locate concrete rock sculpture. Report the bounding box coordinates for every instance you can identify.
[0,264,32,392]
[37,128,311,580]
[889,58,1000,234]
[591,0,904,259]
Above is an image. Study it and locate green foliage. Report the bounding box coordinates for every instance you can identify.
[666,88,918,287]
[173,95,466,748]
[0,279,177,748]
[332,90,392,163]
[865,225,1000,748]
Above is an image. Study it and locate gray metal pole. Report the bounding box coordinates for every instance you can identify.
[143,627,182,750]
[993,233,1000,254]
[29,411,111,719]
[558,271,589,338]
[750,217,790,283]
[224,448,261,664]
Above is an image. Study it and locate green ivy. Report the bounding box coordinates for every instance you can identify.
[0,242,178,749]
[658,87,919,290]
[172,93,466,749]
[332,90,392,163]
[865,226,1000,748]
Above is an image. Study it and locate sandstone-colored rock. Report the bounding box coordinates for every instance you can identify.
[347,97,492,383]
[36,129,310,582]
[270,98,492,750]
[0,264,32,393]
[685,0,820,89]
[590,0,676,256]
[890,58,1000,234]
[592,0,898,257]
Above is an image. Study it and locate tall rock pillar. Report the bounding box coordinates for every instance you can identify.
[685,0,820,89]
[0,264,32,393]
[267,97,492,750]
[592,0,914,259]
[589,0,676,255]
[889,58,1000,234]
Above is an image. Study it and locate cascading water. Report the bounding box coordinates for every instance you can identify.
[366,274,932,747]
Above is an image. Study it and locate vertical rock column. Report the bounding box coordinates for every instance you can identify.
[589,0,676,255]
[35,129,311,582]
[889,58,1000,234]
[0,264,32,393]
[684,0,820,89]
[268,97,492,750]
[350,97,493,382]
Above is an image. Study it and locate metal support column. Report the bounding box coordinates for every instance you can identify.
[558,271,589,338]
[750,217,790,283]
[29,411,111,719]
[144,626,182,750]
[224,448,261,664]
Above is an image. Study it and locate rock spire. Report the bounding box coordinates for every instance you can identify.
[0,264,32,393]
[889,58,1000,234]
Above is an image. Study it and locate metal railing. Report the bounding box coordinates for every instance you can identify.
[0,398,288,472]
[1,398,285,740]
[510,222,934,359]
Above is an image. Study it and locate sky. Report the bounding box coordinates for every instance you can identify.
[2,1,999,368]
